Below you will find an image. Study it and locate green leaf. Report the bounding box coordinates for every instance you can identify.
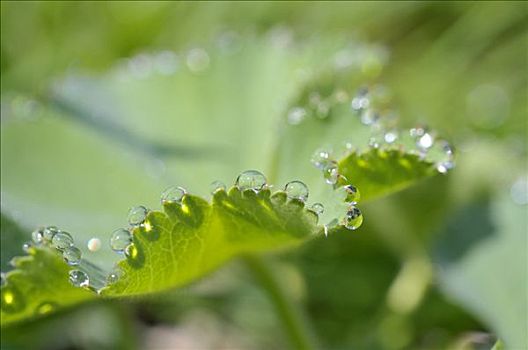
[433,192,527,348]
[2,187,320,326]
[1,248,94,326]
[106,189,319,296]
[338,150,436,201]
[1,35,452,327]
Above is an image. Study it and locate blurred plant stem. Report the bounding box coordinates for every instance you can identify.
[242,254,316,350]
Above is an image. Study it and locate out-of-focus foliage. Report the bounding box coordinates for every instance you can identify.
[1,2,526,350]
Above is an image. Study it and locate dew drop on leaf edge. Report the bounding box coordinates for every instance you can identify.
[127,205,148,226]
[310,202,324,215]
[344,185,360,203]
[210,180,226,195]
[235,170,267,192]
[110,229,132,252]
[51,231,74,250]
[63,246,82,266]
[43,226,59,241]
[284,180,309,202]
[161,186,186,204]
[69,270,89,288]
[344,206,363,230]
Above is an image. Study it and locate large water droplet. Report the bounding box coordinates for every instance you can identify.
[110,229,132,252]
[309,203,324,215]
[87,238,102,252]
[127,206,148,226]
[51,232,74,250]
[287,107,307,125]
[284,181,309,202]
[186,48,210,73]
[43,226,59,241]
[161,186,186,204]
[210,180,226,195]
[63,246,82,266]
[235,170,267,192]
[343,206,363,230]
[311,148,332,170]
[31,228,44,244]
[344,185,360,203]
[323,163,339,185]
[69,270,89,288]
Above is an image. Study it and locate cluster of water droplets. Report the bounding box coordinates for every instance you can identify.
[290,84,456,175]
[232,170,328,231]
[355,87,455,173]
[113,30,245,82]
[310,149,364,235]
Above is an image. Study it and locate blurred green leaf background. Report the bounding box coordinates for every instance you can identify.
[1,2,526,350]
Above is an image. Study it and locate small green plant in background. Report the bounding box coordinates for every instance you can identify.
[1,2,526,350]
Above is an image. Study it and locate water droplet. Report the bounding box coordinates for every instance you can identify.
[87,238,102,252]
[186,48,210,73]
[344,185,360,203]
[43,226,59,241]
[0,272,6,287]
[106,268,122,285]
[436,160,455,174]
[323,163,339,185]
[31,228,44,244]
[235,170,267,192]
[284,181,309,202]
[51,231,74,250]
[384,130,398,144]
[417,133,434,150]
[69,270,89,288]
[161,186,186,204]
[36,301,56,315]
[360,109,380,126]
[344,206,363,230]
[110,229,132,252]
[287,107,307,125]
[127,206,148,226]
[210,180,226,195]
[125,243,138,260]
[311,148,332,170]
[351,88,370,111]
[22,241,33,253]
[63,246,82,265]
[310,203,324,215]
[510,176,528,205]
